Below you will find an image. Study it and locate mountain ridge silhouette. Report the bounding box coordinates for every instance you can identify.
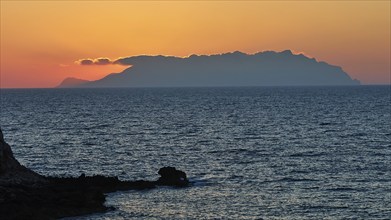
[58,50,360,88]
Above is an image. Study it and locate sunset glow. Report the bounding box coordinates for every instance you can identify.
[1,1,390,88]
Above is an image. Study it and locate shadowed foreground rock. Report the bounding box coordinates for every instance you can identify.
[157,166,189,187]
[0,128,44,186]
[0,128,189,220]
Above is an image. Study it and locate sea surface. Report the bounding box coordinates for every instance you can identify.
[1,86,390,219]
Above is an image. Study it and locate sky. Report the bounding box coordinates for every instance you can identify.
[1,1,390,88]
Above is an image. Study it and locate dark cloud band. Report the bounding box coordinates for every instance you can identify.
[76,57,115,65]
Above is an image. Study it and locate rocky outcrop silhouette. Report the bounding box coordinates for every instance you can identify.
[0,129,45,185]
[156,166,189,187]
[0,128,189,219]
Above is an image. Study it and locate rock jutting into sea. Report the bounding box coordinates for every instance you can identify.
[0,128,189,219]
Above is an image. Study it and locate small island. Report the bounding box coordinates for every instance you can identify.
[0,128,189,219]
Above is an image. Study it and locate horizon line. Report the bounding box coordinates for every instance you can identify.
[1,84,390,90]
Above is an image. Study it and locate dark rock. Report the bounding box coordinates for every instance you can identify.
[0,128,190,219]
[0,128,45,185]
[0,183,107,220]
[156,166,189,187]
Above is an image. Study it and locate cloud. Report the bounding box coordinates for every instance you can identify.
[59,64,70,68]
[95,58,112,65]
[76,56,152,66]
[75,57,114,65]
[76,59,94,65]
[113,55,176,66]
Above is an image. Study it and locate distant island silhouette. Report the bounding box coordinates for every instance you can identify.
[58,77,90,88]
[58,50,360,88]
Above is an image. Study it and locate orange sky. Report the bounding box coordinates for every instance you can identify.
[1,1,390,88]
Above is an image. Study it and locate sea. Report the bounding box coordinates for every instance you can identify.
[0,86,390,219]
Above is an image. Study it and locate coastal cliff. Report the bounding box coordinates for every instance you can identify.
[0,128,188,219]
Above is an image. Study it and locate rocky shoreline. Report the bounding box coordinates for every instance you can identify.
[0,128,189,219]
